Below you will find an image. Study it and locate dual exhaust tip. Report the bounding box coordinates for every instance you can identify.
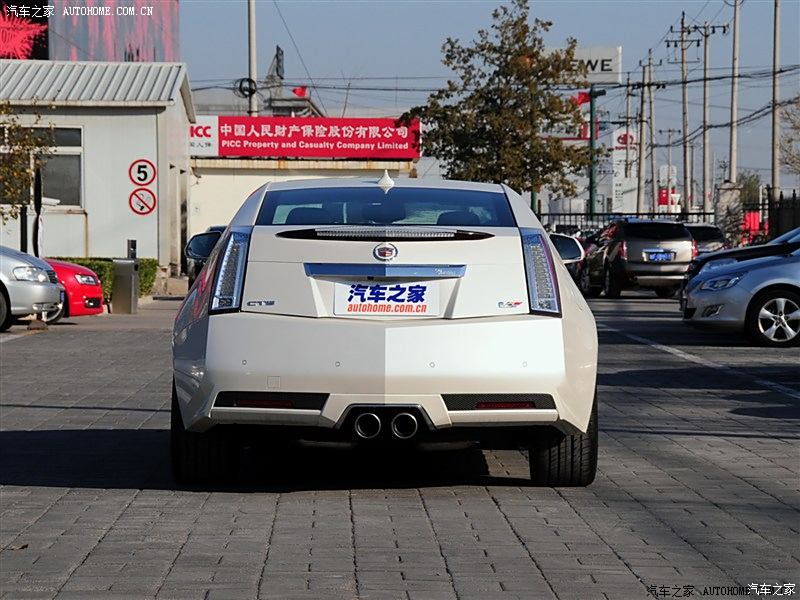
[354,412,418,440]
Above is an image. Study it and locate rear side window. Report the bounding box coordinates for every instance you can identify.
[255,187,516,227]
[624,223,691,240]
[688,226,724,242]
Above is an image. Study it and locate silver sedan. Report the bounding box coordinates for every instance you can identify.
[683,248,800,347]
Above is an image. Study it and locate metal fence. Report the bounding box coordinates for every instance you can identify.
[535,212,714,235]
[763,188,800,238]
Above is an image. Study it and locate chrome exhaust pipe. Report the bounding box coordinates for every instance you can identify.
[354,412,381,440]
[391,412,418,440]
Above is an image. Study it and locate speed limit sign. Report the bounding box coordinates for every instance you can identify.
[129,159,156,187]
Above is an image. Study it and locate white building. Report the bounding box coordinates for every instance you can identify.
[0,60,195,273]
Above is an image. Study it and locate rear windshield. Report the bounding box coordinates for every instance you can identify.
[688,226,724,242]
[255,187,516,227]
[624,222,691,240]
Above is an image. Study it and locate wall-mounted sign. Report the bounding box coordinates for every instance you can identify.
[190,116,420,160]
[129,158,157,187]
[129,188,157,216]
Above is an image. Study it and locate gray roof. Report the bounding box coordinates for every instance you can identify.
[266,177,503,193]
[0,60,195,121]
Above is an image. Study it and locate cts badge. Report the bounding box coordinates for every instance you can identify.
[247,300,275,307]
[373,243,398,262]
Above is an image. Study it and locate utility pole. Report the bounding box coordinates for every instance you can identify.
[624,74,632,178]
[691,21,728,216]
[771,0,781,202]
[659,128,681,209]
[588,85,606,216]
[728,0,741,182]
[647,51,659,211]
[635,62,647,212]
[247,0,258,117]
[668,13,700,214]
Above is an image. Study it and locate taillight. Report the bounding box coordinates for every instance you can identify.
[210,230,250,313]
[691,239,699,258]
[520,229,561,316]
[620,241,628,260]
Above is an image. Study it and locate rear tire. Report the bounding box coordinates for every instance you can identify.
[528,396,597,487]
[580,266,602,298]
[655,286,678,299]
[171,386,238,484]
[745,288,800,348]
[0,290,11,332]
[603,266,622,299]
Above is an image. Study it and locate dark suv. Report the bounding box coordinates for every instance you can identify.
[581,220,697,298]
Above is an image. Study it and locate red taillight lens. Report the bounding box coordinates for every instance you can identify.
[691,239,699,258]
[620,241,628,260]
[476,401,535,410]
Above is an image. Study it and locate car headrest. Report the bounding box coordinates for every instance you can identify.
[436,211,480,226]
[285,207,334,225]
[361,202,407,224]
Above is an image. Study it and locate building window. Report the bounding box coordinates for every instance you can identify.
[42,154,81,206]
[0,127,82,207]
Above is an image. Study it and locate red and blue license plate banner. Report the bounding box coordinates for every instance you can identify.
[189,116,420,160]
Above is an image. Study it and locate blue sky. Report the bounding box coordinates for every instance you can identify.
[181,0,800,184]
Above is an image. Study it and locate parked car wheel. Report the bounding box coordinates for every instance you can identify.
[655,287,678,299]
[603,266,622,299]
[745,289,800,347]
[580,267,601,298]
[171,386,238,484]
[0,289,11,332]
[43,300,65,324]
[528,395,597,487]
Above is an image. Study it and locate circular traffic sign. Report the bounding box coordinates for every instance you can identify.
[129,158,156,186]
[129,188,157,215]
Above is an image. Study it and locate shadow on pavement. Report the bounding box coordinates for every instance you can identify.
[0,429,528,492]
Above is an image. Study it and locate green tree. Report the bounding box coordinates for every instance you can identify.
[738,170,762,211]
[0,102,54,224]
[402,0,591,197]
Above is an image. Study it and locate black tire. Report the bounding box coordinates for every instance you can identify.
[655,286,678,299]
[0,289,11,332]
[528,395,597,487]
[745,288,800,348]
[580,266,602,298]
[602,266,622,299]
[171,386,238,484]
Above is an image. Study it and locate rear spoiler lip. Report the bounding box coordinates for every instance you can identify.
[304,263,467,279]
[276,227,494,242]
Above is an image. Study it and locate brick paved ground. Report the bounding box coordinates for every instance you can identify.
[0,296,797,599]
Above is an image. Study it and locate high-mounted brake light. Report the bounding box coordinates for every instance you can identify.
[520,229,561,316]
[211,230,250,313]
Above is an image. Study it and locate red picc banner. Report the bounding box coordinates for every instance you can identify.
[189,116,420,160]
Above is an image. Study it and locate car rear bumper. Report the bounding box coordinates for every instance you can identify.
[174,312,597,435]
[6,280,62,315]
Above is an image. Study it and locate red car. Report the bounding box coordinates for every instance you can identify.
[44,259,105,323]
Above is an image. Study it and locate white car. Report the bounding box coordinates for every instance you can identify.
[172,176,598,486]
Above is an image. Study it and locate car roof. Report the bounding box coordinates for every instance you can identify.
[685,223,721,228]
[264,177,505,194]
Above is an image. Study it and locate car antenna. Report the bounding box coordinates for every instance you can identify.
[377,169,394,194]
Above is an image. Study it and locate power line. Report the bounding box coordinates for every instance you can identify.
[272,1,328,115]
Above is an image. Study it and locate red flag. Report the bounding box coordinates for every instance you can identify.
[571,91,591,105]
[292,86,307,98]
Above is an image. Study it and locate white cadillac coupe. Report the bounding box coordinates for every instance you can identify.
[172,175,598,486]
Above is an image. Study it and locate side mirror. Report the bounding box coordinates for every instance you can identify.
[185,231,222,261]
[549,233,585,265]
